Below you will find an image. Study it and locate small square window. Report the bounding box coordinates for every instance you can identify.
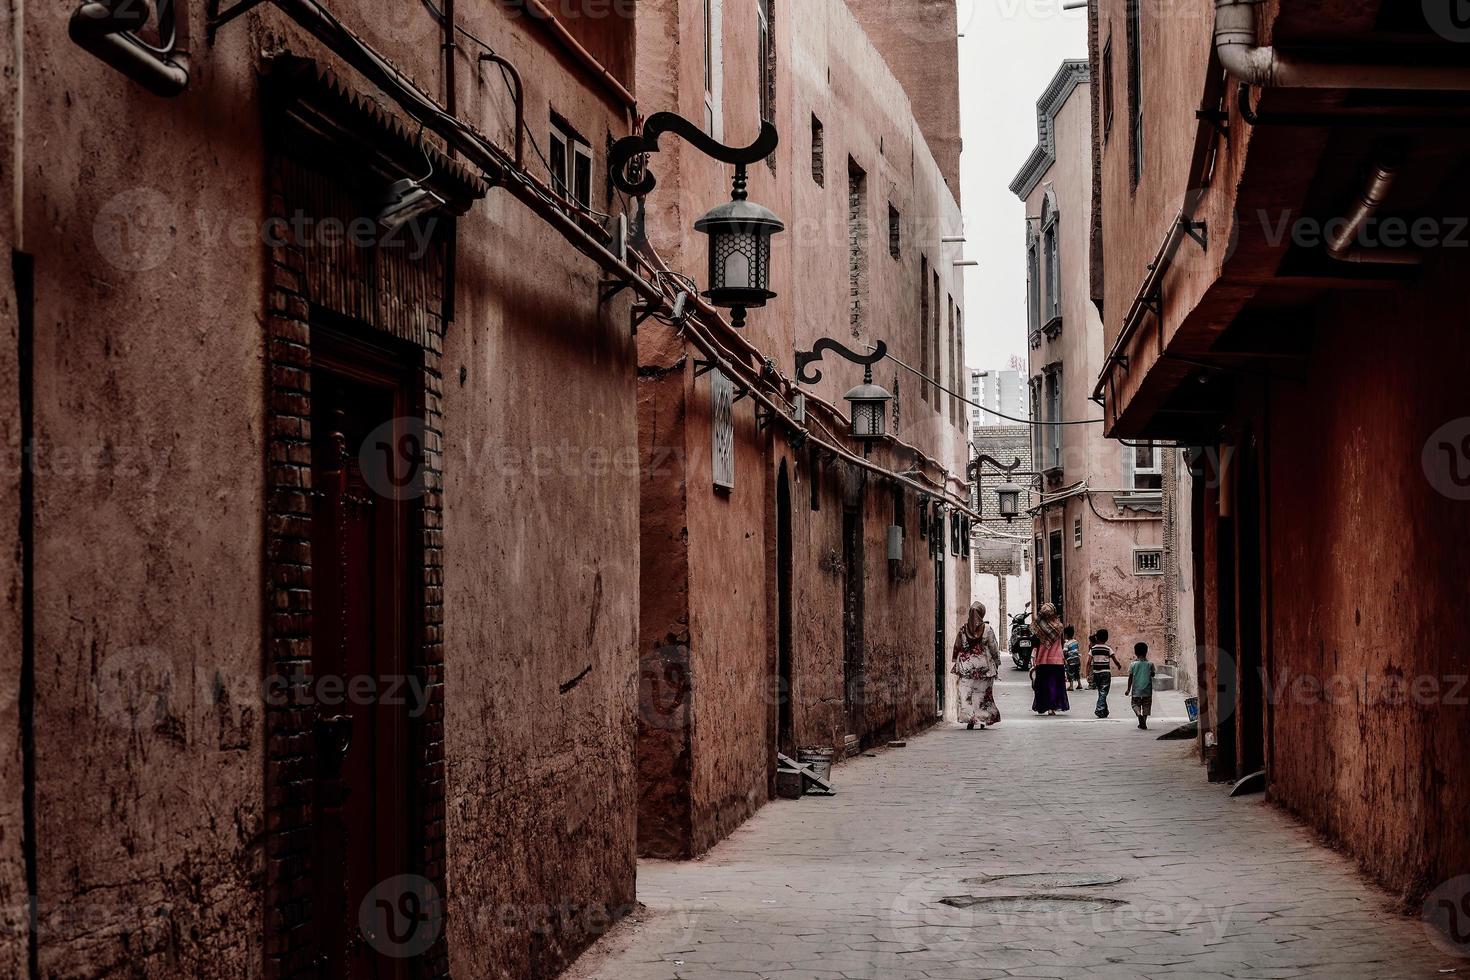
[1073,517,1082,549]
[1134,549,1163,575]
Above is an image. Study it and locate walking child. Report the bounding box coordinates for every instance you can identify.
[1088,629,1124,718]
[1063,626,1082,691]
[1126,642,1156,730]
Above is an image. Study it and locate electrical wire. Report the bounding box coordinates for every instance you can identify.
[300,0,977,513]
[420,0,615,221]
[874,346,1104,426]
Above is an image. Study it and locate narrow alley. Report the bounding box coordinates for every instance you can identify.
[569,676,1458,980]
[7,0,1470,975]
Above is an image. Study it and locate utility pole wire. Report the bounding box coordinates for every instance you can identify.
[868,346,1105,426]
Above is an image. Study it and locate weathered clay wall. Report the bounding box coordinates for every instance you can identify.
[635,332,696,859]
[789,451,848,751]
[0,7,27,973]
[633,0,967,857]
[440,7,640,973]
[19,3,267,971]
[1077,495,1165,652]
[684,380,772,855]
[787,456,946,751]
[11,1,640,976]
[840,0,963,197]
[380,3,641,974]
[1024,73,1166,649]
[1257,244,1470,904]
[787,0,968,742]
[1093,0,1231,352]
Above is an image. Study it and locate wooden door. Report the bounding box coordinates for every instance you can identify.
[1236,433,1266,779]
[776,462,794,754]
[934,529,946,718]
[842,508,865,738]
[1048,529,1064,620]
[310,330,415,978]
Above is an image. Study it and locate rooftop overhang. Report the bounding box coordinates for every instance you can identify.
[1097,3,1470,444]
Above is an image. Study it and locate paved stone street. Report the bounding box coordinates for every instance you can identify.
[568,673,1461,979]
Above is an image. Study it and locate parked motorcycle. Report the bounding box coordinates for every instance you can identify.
[1010,608,1035,671]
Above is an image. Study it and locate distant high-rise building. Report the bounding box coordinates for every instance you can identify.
[967,368,1027,437]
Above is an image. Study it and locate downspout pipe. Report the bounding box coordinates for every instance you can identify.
[69,0,191,97]
[1325,160,1422,266]
[478,52,524,168]
[1215,0,1470,91]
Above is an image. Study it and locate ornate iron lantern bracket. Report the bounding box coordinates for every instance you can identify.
[794,339,888,386]
[610,113,779,197]
[967,454,1024,482]
[967,454,1038,522]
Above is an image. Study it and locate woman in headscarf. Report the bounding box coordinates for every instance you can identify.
[952,602,1001,730]
[1029,603,1070,715]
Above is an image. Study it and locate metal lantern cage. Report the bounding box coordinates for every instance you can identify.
[844,379,893,440]
[694,197,784,327]
[995,481,1024,521]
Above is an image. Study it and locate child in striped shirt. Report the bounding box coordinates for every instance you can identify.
[1088,628,1124,718]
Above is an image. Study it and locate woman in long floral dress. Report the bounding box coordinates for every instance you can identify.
[952,602,1001,730]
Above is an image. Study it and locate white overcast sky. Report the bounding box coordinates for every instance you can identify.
[956,0,1088,372]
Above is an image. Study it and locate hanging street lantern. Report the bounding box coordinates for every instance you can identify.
[967,452,1035,522]
[694,185,784,328]
[995,481,1024,521]
[793,338,893,453]
[844,371,894,441]
[609,112,783,328]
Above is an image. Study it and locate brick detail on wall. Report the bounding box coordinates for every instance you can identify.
[919,255,930,403]
[931,271,941,415]
[263,147,449,980]
[1088,0,1106,309]
[811,115,825,186]
[847,157,868,338]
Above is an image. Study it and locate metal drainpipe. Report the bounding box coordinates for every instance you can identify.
[1325,160,1422,266]
[478,52,525,168]
[69,0,191,97]
[1215,0,1470,91]
[1214,4,1455,267]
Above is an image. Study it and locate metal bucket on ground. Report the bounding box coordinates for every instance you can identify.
[797,747,833,791]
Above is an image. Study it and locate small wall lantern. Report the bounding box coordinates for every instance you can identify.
[793,338,893,453]
[995,482,1024,521]
[844,373,894,441]
[609,112,783,329]
[968,452,1034,523]
[695,192,784,328]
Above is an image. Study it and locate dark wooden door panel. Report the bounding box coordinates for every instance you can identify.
[310,330,415,979]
